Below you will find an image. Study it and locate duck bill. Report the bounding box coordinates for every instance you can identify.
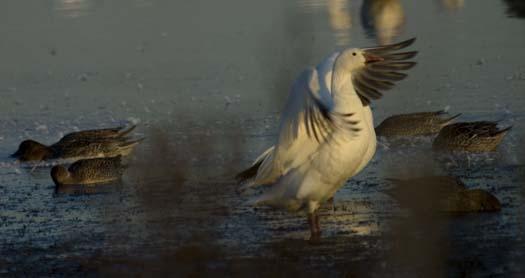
[10,151,20,158]
[364,53,384,64]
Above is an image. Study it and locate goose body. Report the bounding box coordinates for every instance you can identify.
[238,38,418,239]
[51,156,125,186]
[432,121,511,152]
[375,110,461,137]
[11,125,141,161]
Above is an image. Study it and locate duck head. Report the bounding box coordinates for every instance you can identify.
[11,140,52,161]
[51,165,72,186]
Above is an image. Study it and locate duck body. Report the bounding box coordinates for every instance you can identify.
[11,125,141,161]
[51,156,124,186]
[375,110,460,137]
[58,125,136,142]
[432,121,511,152]
[48,138,140,160]
[386,176,501,213]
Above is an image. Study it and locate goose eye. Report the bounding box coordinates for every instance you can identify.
[352,52,356,56]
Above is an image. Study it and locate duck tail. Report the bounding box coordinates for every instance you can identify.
[441,113,462,125]
[117,124,137,138]
[495,126,512,136]
[119,137,144,148]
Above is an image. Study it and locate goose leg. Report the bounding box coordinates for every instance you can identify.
[327,197,335,211]
[314,212,321,235]
[308,211,321,241]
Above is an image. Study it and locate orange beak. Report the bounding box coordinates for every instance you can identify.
[364,53,384,64]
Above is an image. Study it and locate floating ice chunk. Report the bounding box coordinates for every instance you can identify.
[127,117,141,125]
[35,124,48,132]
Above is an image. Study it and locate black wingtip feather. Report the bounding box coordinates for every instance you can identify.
[235,160,263,183]
[369,61,417,71]
[364,37,417,53]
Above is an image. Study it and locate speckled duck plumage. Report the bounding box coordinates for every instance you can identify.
[375,110,461,137]
[58,125,137,142]
[11,125,141,161]
[432,121,511,152]
[51,156,125,186]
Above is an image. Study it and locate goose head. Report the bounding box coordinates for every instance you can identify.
[334,48,384,73]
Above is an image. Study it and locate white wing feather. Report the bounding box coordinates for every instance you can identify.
[252,62,359,187]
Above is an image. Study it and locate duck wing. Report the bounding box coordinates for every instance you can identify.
[59,125,137,143]
[69,156,124,181]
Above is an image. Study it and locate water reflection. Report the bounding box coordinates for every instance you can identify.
[134,0,154,8]
[327,0,352,46]
[53,0,94,18]
[361,0,405,45]
[502,0,525,18]
[297,0,352,47]
[440,0,465,12]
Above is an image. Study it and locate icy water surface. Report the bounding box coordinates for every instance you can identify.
[1,0,525,276]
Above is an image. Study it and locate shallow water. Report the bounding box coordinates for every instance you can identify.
[1,0,524,276]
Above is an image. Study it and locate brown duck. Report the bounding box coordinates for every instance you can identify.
[432,121,511,152]
[386,176,501,213]
[51,156,125,186]
[11,125,141,161]
[375,110,461,137]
